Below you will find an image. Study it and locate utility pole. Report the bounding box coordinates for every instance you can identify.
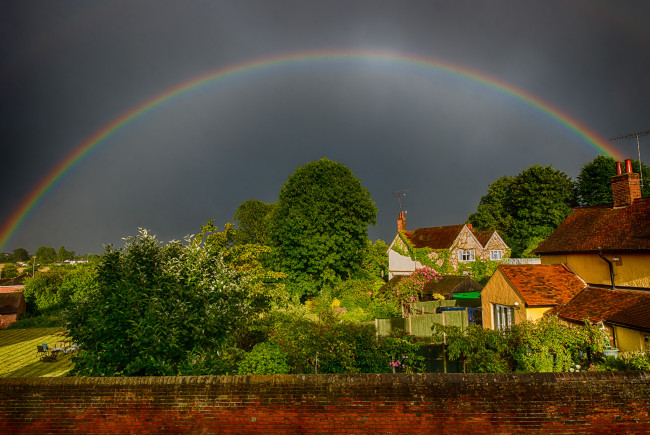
[610,129,649,189]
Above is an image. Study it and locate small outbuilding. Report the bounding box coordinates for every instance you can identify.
[0,286,26,329]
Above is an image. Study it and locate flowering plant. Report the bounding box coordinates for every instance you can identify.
[392,267,440,307]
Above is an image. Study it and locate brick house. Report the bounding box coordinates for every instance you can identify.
[481,264,586,330]
[387,213,509,279]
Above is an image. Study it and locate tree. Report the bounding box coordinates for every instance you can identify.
[361,239,389,281]
[232,199,276,245]
[57,246,75,262]
[468,165,575,257]
[576,155,650,206]
[66,227,252,376]
[268,159,377,295]
[1,263,18,279]
[35,246,57,264]
[12,248,29,262]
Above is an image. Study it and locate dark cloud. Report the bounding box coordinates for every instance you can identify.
[1,0,648,254]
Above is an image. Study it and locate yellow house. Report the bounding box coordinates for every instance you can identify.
[533,160,650,289]
[481,264,586,330]
[550,287,650,352]
[530,159,650,351]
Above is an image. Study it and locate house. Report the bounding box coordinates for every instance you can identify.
[481,264,585,330]
[533,159,650,289]
[548,287,650,352]
[0,286,26,329]
[387,213,509,279]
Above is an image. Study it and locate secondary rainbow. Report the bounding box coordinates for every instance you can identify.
[0,49,625,251]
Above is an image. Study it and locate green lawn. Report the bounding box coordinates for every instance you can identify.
[0,328,74,377]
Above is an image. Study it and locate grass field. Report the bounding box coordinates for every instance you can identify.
[0,328,74,377]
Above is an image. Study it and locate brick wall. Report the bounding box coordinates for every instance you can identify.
[1,372,649,434]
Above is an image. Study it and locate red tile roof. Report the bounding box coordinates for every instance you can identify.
[552,287,650,332]
[402,225,499,249]
[534,197,650,254]
[499,264,585,307]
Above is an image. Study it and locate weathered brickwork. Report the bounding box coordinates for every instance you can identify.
[1,372,649,434]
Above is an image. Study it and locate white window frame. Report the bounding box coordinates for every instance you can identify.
[493,304,514,331]
[490,250,502,261]
[458,249,475,262]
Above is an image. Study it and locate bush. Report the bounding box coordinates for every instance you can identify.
[1,263,19,279]
[237,341,290,375]
[596,351,650,371]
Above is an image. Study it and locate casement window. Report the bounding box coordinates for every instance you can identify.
[458,250,475,262]
[490,250,502,261]
[493,304,514,331]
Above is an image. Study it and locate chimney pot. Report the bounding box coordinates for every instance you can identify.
[625,159,633,174]
[616,161,622,175]
[467,223,473,231]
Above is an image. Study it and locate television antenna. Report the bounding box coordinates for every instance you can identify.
[610,129,649,189]
[392,189,409,214]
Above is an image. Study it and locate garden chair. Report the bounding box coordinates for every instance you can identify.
[37,345,48,361]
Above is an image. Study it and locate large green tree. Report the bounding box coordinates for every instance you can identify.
[12,248,29,262]
[468,165,576,257]
[576,155,650,206]
[268,159,377,295]
[35,246,57,264]
[66,227,251,376]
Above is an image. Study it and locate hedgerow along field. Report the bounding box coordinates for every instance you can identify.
[0,328,74,377]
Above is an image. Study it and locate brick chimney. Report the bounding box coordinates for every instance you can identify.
[611,159,641,207]
[397,212,406,232]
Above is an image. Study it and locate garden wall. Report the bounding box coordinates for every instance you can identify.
[1,372,649,434]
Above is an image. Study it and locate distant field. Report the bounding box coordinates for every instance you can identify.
[0,328,74,377]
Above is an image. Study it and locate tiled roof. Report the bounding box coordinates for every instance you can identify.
[473,231,494,246]
[499,264,585,307]
[552,287,650,332]
[402,225,465,249]
[534,197,650,254]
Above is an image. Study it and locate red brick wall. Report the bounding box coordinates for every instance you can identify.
[1,372,649,434]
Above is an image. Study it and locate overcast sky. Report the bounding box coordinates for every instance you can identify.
[1,1,648,255]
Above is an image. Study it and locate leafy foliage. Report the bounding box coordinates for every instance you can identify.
[237,341,290,375]
[576,155,650,206]
[233,199,276,245]
[35,246,57,264]
[468,165,576,257]
[435,317,608,373]
[66,227,252,376]
[268,159,377,297]
[361,239,389,281]
[12,248,29,262]
[1,263,19,279]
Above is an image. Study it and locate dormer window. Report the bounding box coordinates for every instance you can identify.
[458,250,475,262]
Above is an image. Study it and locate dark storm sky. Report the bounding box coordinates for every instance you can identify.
[1,1,649,255]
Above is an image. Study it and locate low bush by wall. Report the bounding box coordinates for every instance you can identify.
[1,372,649,434]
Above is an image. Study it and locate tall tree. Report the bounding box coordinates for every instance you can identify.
[12,248,29,262]
[233,199,276,245]
[57,246,75,262]
[576,155,650,206]
[268,159,377,294]
[35,246,57,264]
[468,165,576,257]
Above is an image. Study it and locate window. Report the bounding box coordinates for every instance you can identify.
[458,250,475,262]
[490,250,502,261]
[493,304,514,331]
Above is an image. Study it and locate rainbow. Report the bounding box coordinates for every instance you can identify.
[0,49,625,251]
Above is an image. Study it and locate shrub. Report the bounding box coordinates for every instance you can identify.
[237,341,290,375]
